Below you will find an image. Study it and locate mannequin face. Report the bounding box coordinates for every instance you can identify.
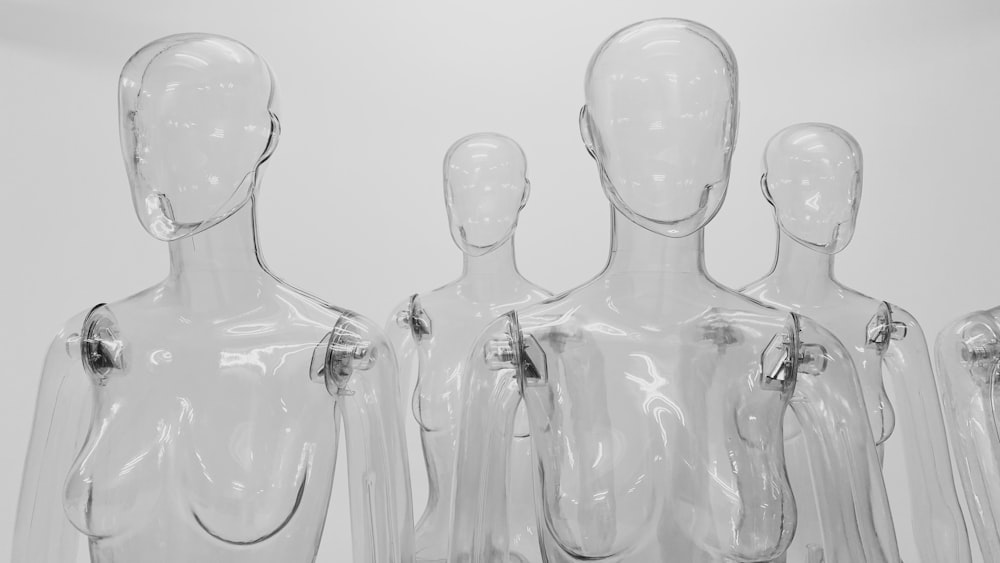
[581,18,739,238]
[762,123,862,254]
[443,133,530,257]
[119,34,279,241]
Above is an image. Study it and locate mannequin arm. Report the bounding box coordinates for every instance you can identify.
[12,316,93,563]
[881,305,971,563]
[726,380,795,558]
[448,316,522,563]
[384,298,419,400]
[339,337,415,563]
[935,313,1000,560]
[792,316,900,563]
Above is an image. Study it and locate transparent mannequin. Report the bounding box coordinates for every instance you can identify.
[11,34,414,563]
[936,310,1000,559]
[386,133,550,563]
[741,123,970,563]
[448,19,898,563]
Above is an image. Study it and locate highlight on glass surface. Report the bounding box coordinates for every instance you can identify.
[448,18,899,563]
[936,310,1000,561]
[386,132,550,563]
[742,122,970,563]
[12,33,414,563]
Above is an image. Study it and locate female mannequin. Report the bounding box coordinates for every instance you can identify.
[742,123,969,563]
[936,309,1000,560]
[449,19,898,563]
[12,34,413,563]
[387,133,550,563]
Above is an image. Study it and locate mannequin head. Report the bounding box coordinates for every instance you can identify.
[762,123,862,254]
[443,133,530,256]
[119,34,279,241]
[580,18,738,237]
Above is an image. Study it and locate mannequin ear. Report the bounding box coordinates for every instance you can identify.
[760,172,775,206]
[258,110,281,165]
[852,168,863,207]
[733,101,740,146]
[578,105,598,160]
[520,177,531,210]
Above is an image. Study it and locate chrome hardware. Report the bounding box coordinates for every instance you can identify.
[760,314,828,391]
[394,293,432,341]
[311,316,378,396]
[80,304,126,384]
[866,302,907,354]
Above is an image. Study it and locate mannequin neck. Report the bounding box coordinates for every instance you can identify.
[166,196,271,310]
[456,238,525,296]
[765,228,840,301]
[604,207,708,278]
[461,238,519,276]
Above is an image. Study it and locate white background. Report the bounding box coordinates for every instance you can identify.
[1,1,999,561]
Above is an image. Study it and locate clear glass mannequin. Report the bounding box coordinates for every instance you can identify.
[385,133,551,563]
[936,310,1000,560]
[741,123,970,563]
[11,33,414,563]
[448,19,898,563]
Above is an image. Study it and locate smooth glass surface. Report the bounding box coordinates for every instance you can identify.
[386,133,550,563]
[449,19,897,563]
[742,123,970,563]
[936,309,1000,561]
[12,34,413,563]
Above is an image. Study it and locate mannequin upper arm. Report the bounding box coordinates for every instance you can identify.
[13,312,95,563]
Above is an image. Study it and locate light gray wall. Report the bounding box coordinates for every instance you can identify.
[1,1,998,561]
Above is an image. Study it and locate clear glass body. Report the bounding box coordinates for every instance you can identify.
[12,34,414,563]
[449,19,898,563]
[742,123,970,563]
[936,309,1000,560]
[385,133,551,563]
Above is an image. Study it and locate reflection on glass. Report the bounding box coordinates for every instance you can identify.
[742,123,970,563]
[936,310,1000,561]
[12,34,413,563]
[387,133,550,563]
[450,19,898,563]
